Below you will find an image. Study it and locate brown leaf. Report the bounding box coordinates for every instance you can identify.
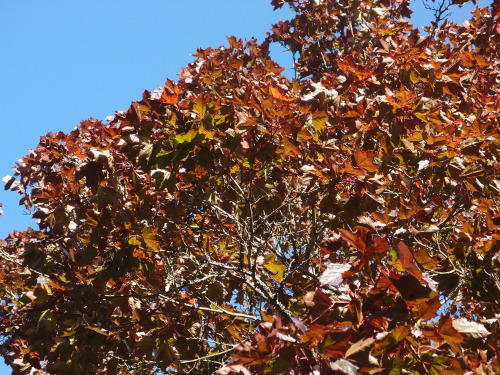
[339,228,367,253]
[390,274,430,301]
[438,314,463,354]
[282,137,300,158]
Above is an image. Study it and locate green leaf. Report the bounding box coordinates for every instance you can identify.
[128,236,142,246]
[373,326,411,356]
[175,129,198,144]
[37,311,57,334]
[76,245,98,266]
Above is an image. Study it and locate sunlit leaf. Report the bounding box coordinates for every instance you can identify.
[319,263,351,286]
[142,227,160,251]
[354,148,379,172]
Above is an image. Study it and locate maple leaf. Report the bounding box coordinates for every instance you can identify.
[354,148,379,172]
[141,227,160,251]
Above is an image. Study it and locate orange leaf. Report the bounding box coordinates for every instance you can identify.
[269,83,295,102]
[161,79,180,105]
[343,161,365,176]
[282,137,300,158]
[354,148,379,172]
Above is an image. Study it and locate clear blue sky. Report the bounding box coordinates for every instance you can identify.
[0,0,486,373]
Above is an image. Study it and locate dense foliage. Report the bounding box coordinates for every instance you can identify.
[1,0,499,374]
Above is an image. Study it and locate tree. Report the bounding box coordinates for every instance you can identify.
[0,0,499,373]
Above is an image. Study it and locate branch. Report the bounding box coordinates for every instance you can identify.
[422,0,453,37]
[0,248,50,278]
[177,346,235,364]
[101,291,257,320]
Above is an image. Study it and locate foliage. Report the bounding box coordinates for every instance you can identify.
[1,0,499,374]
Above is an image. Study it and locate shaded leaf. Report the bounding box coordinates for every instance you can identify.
[438,314,463,354]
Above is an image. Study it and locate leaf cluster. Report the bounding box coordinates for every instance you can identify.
[1,0,499,374]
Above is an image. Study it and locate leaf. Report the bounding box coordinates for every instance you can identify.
[86,326,109,336]
[2,175,15,190]
[452,318,490,338]
[319,263,351,286]
[141,227,160,251]
[161,79,180,104]
[282,137,300,158]
[206,281,226,303]
[269,83,295,102]
[415,295,441,320]
[354,148,379,172]
[276,332,296,342]
[75,245,98,266]
[154,343,175,366]
[422,272,437,292]
[417,159,430,171]
[390,274,430,301]
[303,290,332,310]
[263,255,286,282]
[438,314,463,354]
[192,99,207,114]
[175,129,198,144]
[413,248,442,270]
[328,358,359,375]
[216,365,252,375]
[312,112,329,133]
[373,326,411,356]
[37,311,57,334]
[339,228,367,253]
[345,336,376,358]
[128,236,142,246]
[397,242,423,279]
[291,316,308,333]
[357,215,386,229]
[419,224,440,233]
[409,70,420,84]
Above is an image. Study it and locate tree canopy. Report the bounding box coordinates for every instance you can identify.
[1,0,499,374]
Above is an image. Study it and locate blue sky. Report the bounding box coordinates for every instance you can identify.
[0,0,486,373]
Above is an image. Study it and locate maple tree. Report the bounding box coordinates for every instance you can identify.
[1,0,499,374]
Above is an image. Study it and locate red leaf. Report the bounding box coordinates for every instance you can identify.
[397,242,423,280]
